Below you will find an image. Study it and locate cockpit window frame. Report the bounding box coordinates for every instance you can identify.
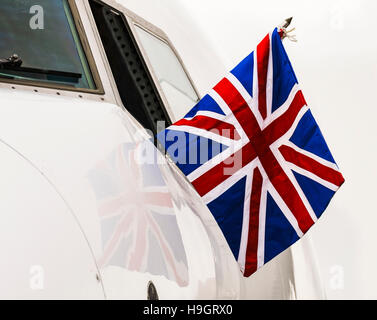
[112,5,201,122]
[0,0,104,95]
[130,22,201,122]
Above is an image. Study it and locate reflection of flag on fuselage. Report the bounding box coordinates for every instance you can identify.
[88,142,189,286]
[158,28,344,277]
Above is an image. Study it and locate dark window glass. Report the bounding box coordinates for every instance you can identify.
[0,0,96,89]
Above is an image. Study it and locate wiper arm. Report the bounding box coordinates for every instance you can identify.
[0,53,82,84]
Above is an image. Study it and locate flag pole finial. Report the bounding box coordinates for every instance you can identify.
[279,17,297,42]
[283,17,293,29]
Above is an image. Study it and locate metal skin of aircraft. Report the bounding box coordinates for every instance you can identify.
[0,0,324,299]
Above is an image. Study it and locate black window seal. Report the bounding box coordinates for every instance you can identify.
[89,0,173,131]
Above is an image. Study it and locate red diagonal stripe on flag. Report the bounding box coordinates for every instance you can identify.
[213,78,261,140]
[263,90,307,144]
[279,145,345,187]
[258,149,314,233]
[192,143,257,197]
[174,116,241,140]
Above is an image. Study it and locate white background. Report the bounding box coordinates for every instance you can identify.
[178,0,377,299]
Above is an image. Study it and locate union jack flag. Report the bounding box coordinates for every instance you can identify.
[158,28,345,276]
[88,142,189,286]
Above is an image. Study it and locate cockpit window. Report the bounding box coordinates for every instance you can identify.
[0,0,97,90]
[134,26,199,120]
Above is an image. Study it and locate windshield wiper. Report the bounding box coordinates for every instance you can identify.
[0,54,82,84]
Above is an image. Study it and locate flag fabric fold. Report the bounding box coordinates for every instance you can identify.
[157,27,344,277]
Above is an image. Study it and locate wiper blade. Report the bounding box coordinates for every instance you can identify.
[0,54,82,84]
[0,65,82,83]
